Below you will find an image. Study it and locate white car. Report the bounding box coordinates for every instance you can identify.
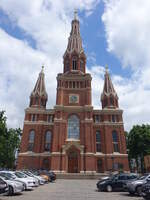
[0,171,34,190]
[17,171,39,187]
[23,171,45,185]
[0,176,24,195]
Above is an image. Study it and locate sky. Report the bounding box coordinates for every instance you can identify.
[0,0,150,131]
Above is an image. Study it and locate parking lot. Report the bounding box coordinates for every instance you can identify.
[0,179,143,200]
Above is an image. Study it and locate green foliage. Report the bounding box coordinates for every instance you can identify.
[127,124,150,172]
[0,111,21,168]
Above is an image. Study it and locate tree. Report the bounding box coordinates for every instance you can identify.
[127,124,150,173]
[0,111,21,169]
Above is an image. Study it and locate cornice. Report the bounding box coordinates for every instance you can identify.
[93,122,124,126]
[93,109,123,114]
[57,73,92,81]
[19,151,128,157]
[25,107,54,114]
[24,121,54,126]
[54,105,93,112]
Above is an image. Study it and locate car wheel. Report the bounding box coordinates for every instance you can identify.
[8,186,14,195]
[136,186,142,196]
[106,185,112,192]
[129,191,135,195]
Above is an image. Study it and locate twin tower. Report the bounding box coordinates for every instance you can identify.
[18,13,129,173]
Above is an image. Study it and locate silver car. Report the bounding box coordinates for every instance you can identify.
[126,174,150,196]
[22,171,45,185]
[0,171,34,190]
[0,176,24,195]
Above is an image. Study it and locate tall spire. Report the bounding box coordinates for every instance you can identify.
[64,10,84,55]
[30,66,48,108]
[63,10,86,74]
[101,65,118,109]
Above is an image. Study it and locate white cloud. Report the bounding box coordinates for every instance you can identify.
[101,0,150,130]
[0,0,99,128]
[0,0,150,131]
[102,0,150,70]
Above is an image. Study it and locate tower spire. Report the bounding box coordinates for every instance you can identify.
[63,11,86,73]
[101,65,118,109]
[30,66,48,108]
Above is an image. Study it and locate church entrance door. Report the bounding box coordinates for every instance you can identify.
[68,151,78,173]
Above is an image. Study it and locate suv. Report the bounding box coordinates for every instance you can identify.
[142,180,150,200]
[127,174,150,196]
[0,177,9,195]
[97,173,138,192]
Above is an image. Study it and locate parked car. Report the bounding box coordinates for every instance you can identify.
[0,171,35,190]
[22,171,46,185]
[31,170,49,182]
[126,174,150,196]
[0,177,9,195]
[17,171,39,187]
[97,173,138,192]
[0,176,24,195]
[38,170,56,182]
[142,179,150,200]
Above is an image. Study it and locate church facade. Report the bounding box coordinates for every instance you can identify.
[17,14,129,173]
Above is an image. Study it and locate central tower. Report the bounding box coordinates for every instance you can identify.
[52,11,94,173]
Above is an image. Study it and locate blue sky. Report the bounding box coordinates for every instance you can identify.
[0,0,150,131]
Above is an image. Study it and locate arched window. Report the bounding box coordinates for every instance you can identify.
[72,58,77,70]
[45,131,52,151]
[80,59,84,72]
[110,96,114,106]
[28,130,35,151]
[96,131,101,152]
[97,159,103,173]
[35,97,38,105]
[68,115,79,139]
[65,60,69,72]
[112,131,119,152]
[42,158,50,170]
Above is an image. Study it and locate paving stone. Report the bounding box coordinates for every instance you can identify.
[1,180,143,200]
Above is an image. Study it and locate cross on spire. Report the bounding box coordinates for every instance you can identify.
[74,9,78,20]
[41,65,44,73]
[105,64,108,73]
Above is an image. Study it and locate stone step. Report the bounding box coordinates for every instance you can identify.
[56,173,109,179]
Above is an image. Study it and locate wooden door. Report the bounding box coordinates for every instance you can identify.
[68,151,78,173]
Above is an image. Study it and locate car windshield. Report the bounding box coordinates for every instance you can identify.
[138,176,147,180]
[4,173,16,179]
[24,172,34,177]
[0,176,9,180]
[15,172,27,178]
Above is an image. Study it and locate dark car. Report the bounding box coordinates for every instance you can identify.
[31,170,56,182]
[126,174,150,196]
[0,177,9,195]
[97,173,138,192]
[39,170,56,182]
[142,180,150,200]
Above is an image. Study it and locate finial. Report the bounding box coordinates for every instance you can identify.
[74,9,78,20]
[41,65,44,73]
[105,64,108,73]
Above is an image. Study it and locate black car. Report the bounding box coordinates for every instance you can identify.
[0,177,9,195]
[142,180,150,200]
[97,173,138,192]
[39,170,56,182]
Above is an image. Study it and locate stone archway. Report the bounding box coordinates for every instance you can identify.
[68,150,78,173]
[62,141,84,173]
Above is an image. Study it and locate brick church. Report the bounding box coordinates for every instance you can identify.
[17,12,129,173]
